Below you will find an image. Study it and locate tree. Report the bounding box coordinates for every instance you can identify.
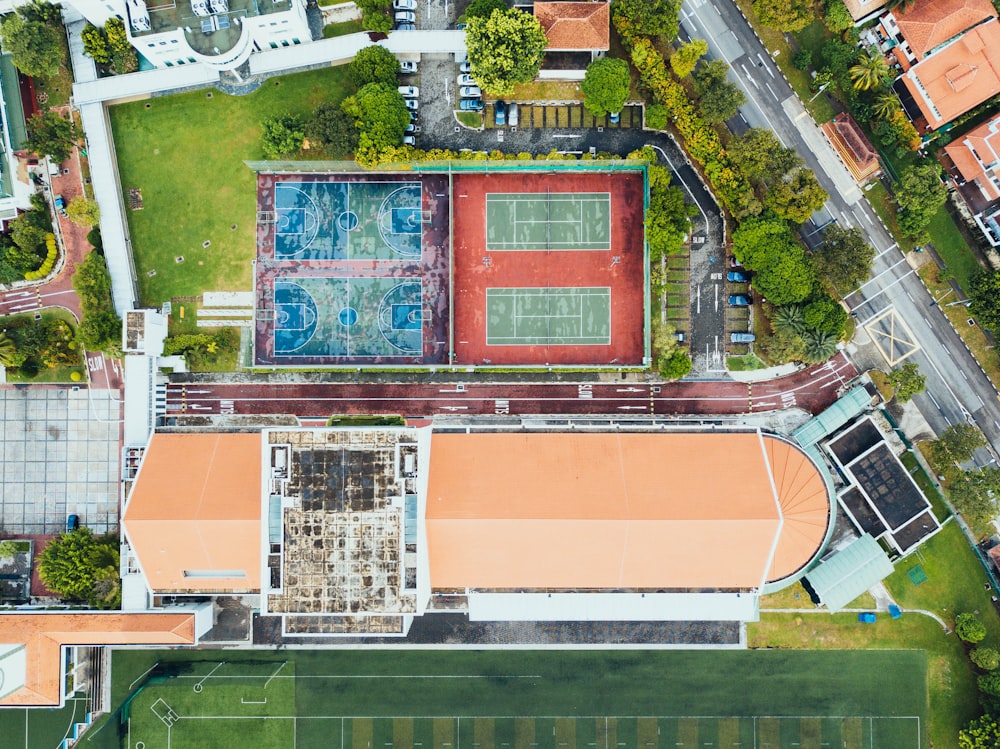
[104,16,137,74]
[651,320,678,362]
[929,423,988,470]
[465,8,548,97]
[306,102,359,156]
[753,0,814,32]
[950,468,1000,526]
[260,115,305,158]
[849,50,891,91]
[764,168,828,223]
[727,128,803,186]
[24,111,78,164]
[38,527,120,606]
[72,251,120,355]
[356,0,393,31]
[0,332,16,367]
[646,166,693,259]
[612,0,682,38]
[581,58,631,117]
[0,539,18,558]
[895,164,947,239]
[972,648,1000,671]
[958,612,989,643]
[759,328,806,363]
[465,0,507,18]
[812,224,875,291]
[659,349,692,379]
[802,329,839,363]
[873,93,901,119]
[80,23,110,64]
[693,59,745,124]
[732,217,814,305]
[970,269,1000,333]
[960,715,1000,749]
[341,82,410,164]
[0,13,61,78]
[66,197,100,228]
[348,44,401,87]
[773,304,807,337]
[802,293,847,337]
[823,0,854,33]
[670,38,708,78]
[886,361,925,403]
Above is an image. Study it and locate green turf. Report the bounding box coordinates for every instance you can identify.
[322,18,364,37]
[485,286,611,345]
[485,193,611,251]
[109,66,353,306]
[0,694,92,748]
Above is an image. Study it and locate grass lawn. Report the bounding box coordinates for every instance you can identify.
[110,66,354,306]
[925,208,982,291]
[457,110,483,128]
[899,449,951,523]
[509,80,582,102]
[35,27,73,109]
[90,649,927,749]
[323,18,364,37]
[167,302,242,372]
[727,353,766,370]
[0,695,92,748]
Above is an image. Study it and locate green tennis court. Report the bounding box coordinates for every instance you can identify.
[486,287,611,345]
[485,192,611,251]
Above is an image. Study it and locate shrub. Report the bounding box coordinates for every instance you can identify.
[971,647,1000,671]
[645,103,668,130]
[958,613,988,644]
[792,49,812,71]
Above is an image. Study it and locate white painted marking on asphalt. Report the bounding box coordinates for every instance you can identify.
[714,284,719,312]
[927,391,941,408]
[758,53,774,77]
[765,82,778,100]
[741,64,759,88]
[697,285,701,314]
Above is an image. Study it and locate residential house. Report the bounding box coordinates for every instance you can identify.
[942,112,1000,245]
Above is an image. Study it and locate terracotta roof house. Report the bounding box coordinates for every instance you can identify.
[822,113,883,183]
[898,17,1000,129]
[533,2,609,52]
[122,432,262,596]
[844,0,891,23]
[880,0,996,64]
[0,613,194,706]
[943,112,1000,245]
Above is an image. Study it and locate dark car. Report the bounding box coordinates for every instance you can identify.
[494,100,507,126]
[728,294,752,307]
[459,98,484,111]
[66,514,79,532]
[727,270,750,283]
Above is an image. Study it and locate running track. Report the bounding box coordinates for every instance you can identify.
[165,354,857,419]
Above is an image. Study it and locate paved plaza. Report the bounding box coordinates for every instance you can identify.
[0,388,120,535]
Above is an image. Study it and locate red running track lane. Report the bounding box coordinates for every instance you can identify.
[165,354,857,419]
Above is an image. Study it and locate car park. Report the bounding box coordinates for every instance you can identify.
[494,100,507,126]
[730,332,755,343]
[459,86,481,98]
[395,10,416,22]
[508,102,519,126]
[398,85,419,97]
[459,60,471,73]
[393,0,416,8]
[458,74,476,86]
[728,295,752,307]
[404,98,419,111]
[400,60,418,74]
[395,21,415,29]
[403,135,416,146]
[727,270,750,283]
[459,98,484,111]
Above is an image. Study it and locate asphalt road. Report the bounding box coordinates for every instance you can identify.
[681,0,1000,462]
[165,353,855,418]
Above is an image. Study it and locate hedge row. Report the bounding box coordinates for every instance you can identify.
[361,144,641,168]
[613,8,759,218]
[24,233,57,281]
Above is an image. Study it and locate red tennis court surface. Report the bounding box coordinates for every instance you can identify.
[452,171,647,366]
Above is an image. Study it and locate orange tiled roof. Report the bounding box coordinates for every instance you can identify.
[426,432,830,590]
[533,2,609,51]
[822,113,882,183]
[944,114,1000,198]
[902,18,1000,128]
[894,0,996,60]
[844,0,891,22]
[123,433,262,594]
[0,613,194,706]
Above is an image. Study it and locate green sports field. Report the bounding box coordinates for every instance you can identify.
[92,650,928,749]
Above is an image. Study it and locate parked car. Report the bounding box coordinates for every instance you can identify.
[494,99,507,126]
[398,85,419,98]
[456,21,467,29]
[459,60,471,73]
[728,294,752,307]
[54,194,68,218]
[404,123,417,135]
[403,135,416,146]
[404,98,419,111]
[458,74,476,86]
[609,111,621,124]
[394,10,416,22]
[409,110,419,122]
[393,0,416,8]
[395,21,415,29]
[730,332,755,343]
[459,86,481,98]
[459,98,484,111]
[673,332,686,343]
[66,514,79,532]
[400,60,418,74]
[727,270,750,283]
[508,102,519,127]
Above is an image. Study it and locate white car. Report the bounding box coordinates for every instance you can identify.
[457,73,476,86]
[400,60,418,74]
[459,60,471,73]
[403,135,416,146]
[459,86,481,98]
[393,0,416,8]
[404,99,419,111]
[398,85,419,97]
[395,10,416,22]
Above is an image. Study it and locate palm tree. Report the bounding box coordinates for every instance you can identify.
[849,51,891,92]
[772,305,806,337]
[802,330,839,363]
[0,332,17,367]
[873,93,901,120]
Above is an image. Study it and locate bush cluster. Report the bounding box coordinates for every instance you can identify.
[24,232,56,280]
